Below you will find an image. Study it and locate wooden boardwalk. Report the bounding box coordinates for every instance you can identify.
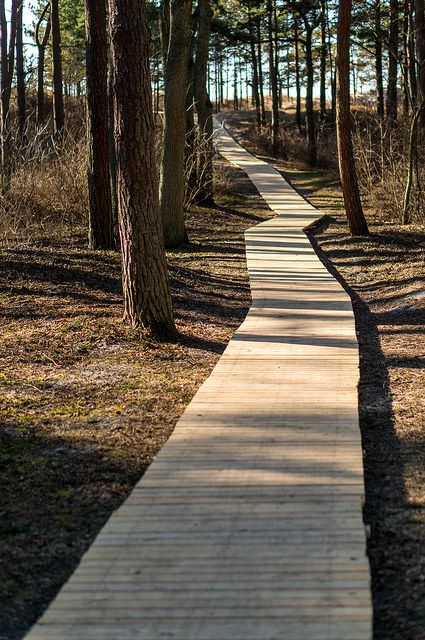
[26,126,372,640]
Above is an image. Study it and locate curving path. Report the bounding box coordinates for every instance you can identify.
[26,125,372,640]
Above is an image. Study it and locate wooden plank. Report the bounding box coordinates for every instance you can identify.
[27,620,373,640]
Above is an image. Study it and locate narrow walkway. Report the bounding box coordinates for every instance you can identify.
[26,127,372,640]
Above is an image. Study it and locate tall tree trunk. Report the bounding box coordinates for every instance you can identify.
[248,12,261,127]
[336,0,369,236]
[326,5,336,116]
[0,0,7,186]
[256,17,266,126]
[386,0,399,121]
[51,0,64,136]
[407,1,417,106]
[0,0,18,187]
[375,0,384,119]
[185,40,197,195]
[36,4,51,127]
[415,0,425,127]
[268,0,279,155]
[85,0,115,250]
[402,0,410,114]
[320,0,327,119]
[186,43,195,137]
[159,0,170,67]
[304,23,317,166]
[108,0,175,333]
[159,0,192,247]
[294,18,302,132]
[219,43,224,106]
[194,0,214,203]
[108,55,118,225]
[16,0,25,138]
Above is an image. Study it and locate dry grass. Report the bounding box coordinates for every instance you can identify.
[0,128,87,245]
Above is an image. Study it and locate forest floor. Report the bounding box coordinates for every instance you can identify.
[0,160,272,640]
[223,108,425,640]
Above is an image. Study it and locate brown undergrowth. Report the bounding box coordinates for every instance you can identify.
[0,159,272,640]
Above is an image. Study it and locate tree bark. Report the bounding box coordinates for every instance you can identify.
[336,0,369,236]
[36,4,51,127]
[108,0,175,334]
[386,0,399,121]
[194,0,214,203]
[85,0,115,250]
[51,0,64,136]
[159,0,192,248]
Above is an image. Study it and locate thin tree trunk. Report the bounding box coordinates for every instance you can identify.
[375,0,384,119]
[51,0,64,136]
[0,0,7,186]
[219,43,224,106]
[402,0,410,114]
[159,0,191,247]
[402,104,423,223]
[108,55,118,225]
[186,42,195,136]
[16,0,25,138]
[248,12,261,127]
[407,2,417,106]
[159,0,170,67]
[0,0,18,187]
[36,4,51,127]
[294,19,302,132]
[320,0,327,119]
[85,0,115,250]
[386,0,399,121]
[304,23,317,166]
[257,17,266,126]
[326,5,336,116]
[108,0,175,334]
[233,57,238,110]
[186,39,197,194]
[415,0,425,127]
[194,0,214,203]
[268,0,279,155]
[336,0,369,236]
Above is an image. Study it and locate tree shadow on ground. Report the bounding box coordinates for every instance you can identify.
[308,218,425,640]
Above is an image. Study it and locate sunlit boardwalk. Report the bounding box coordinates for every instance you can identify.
[26,125,372,640]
